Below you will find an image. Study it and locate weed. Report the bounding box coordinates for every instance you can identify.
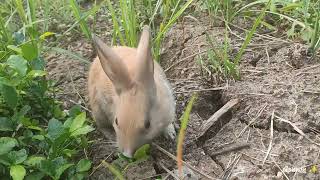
[0,1,93,179]
[201,0,271,79]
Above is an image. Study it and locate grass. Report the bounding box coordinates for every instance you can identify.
[70,0,195,61]
[177,93,198,178]
[1,0,320,179]
[200,0,319,80]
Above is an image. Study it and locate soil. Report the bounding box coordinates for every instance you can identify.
[45,6,320,180]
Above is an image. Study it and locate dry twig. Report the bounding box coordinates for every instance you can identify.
[262,111,274,165]
[197,99,239,140]
[210,143,250,157]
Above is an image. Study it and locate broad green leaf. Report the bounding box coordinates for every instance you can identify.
[10,165,26,180]
[76,159,91,172]
[13,32,25,44]
[27,70,46,78]
[71,125,94,137]
[12,105,31,123]
[7,149,28,165]
[55,163,73,179]
[70,112,86,132]
[133,144,150,161]
[25,171,45,180]
[0,117,14,131]
[1,85,18,108]
[24,156,45,167]
[47,119,65,140]
[71,173,85,180]
[7,55,28,76]
[68,105,82,117]
[62,149,77,157]
[63,117,73,128]
[39,160,55,178]
[40,32,55,40]
[7,45,22,54]
[31,57,45,70]
[0,137,18,155]
[21,43,38,61]
[32,135,45,141]
[0,77,13,86]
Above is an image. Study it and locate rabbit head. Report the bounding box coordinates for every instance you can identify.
[92,26,162,158]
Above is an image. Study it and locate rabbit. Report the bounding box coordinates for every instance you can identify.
[88,25,176,158]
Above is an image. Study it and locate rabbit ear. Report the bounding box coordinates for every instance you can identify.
[92,35,133,94]
[136,25,154,86]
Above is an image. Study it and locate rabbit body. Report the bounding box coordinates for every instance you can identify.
[88,26,176,158]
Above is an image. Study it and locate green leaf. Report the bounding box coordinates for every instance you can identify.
[24,156,45,167]
[0,137,18,155]
[68,105,82,117]
[1,85,18,109]
[76,159,91,172]
[63,117,73,128]
[25,171,45,180]
[7,45,22,54]
[12,105,31,123]
[0,77,13,86]
[28,125,43,131]
[70,125,94,137]
[47,119,65,140]
[62,149,77,157]
[31,57,45,70]
[10,165,26,180]
[133,144,150,161]
[27,70,46,78]
[39,157,73,179]
[21,43,38,61]
[55,163,73,179]
[70,112,86,133]
[39,159,55,178]
[32,135,45,141]
[0,117,14,131]
[7,55,28,76]
[7,149,28,165]
[40,32,55,40]
[102,161,124,180]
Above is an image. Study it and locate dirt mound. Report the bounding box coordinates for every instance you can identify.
[45,15,320,179]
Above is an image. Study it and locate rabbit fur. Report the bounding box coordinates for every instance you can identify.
[88,25,176,158]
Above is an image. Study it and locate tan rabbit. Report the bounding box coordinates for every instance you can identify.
[88,25,176,158]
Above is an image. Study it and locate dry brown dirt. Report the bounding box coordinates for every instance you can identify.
[46,10,320,180]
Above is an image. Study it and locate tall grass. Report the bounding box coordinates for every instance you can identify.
[69,0,194,61]
[202,0,271,79]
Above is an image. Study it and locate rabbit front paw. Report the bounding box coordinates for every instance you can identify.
[164,123,176,141]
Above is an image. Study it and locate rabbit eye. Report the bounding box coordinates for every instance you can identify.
[144,120,150,129]
[115,118,118,126]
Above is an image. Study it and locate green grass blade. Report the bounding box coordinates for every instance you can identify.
[234,0,271,65]
[14,0,27,24]
[69,0,91,39]
[155,0,194,42]
[48,47,90,64]
[233,0,268,17]
[106,0,126,46]
[177,93,198,177]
